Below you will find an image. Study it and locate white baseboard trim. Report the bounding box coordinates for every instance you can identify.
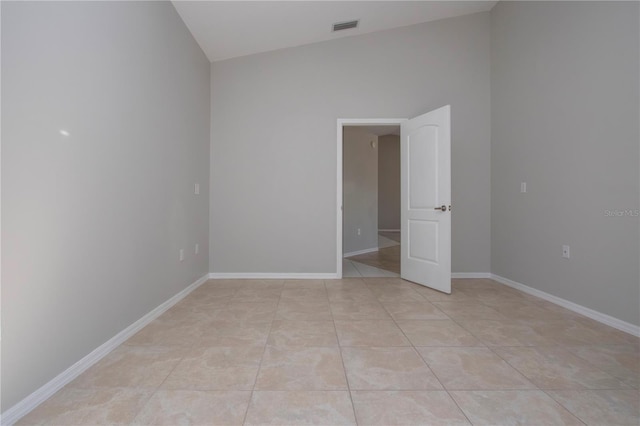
[491,274,640,338]
[1,273,209,426]
[343,247,379,258]
[451,272,492,279]
[378,229,400,232]
[208,272,339,280]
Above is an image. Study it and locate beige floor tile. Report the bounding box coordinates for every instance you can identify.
[572,318,640,347]
[198,321,271,347]
[275,300,333,320]
[164,300,232,318]
[488,301,570,321]
[210,302,278,322]
[494,346,631,390]
[370,287,427,303]
[533,300,588,317]
[327,288,378,303]
[464,288,534,305]
[125,316,209,347]
[457,320,535,347]
[324,278,368,290]
[431,302,506,321]
[206,279,245,289]
[547,389,640,425]
[255,346,348,390]
[239,279,284,289]
[282,279,326,289]
[132,390,251,426]
[244,391,356,425]
[566,345,640,388]
[16,387,152,426]
[342,347,443,390]
[329,301,391,320]
[335,320,410,346]
[231,287,282,302]
[474,294,543,307]
[380,301,449,320]
[414,286,478,302]
[417,347,535,390]
[26,277,640,425]
[450,390,582,425]
[268,320,338,347]
[280,288,328,302]
[526,319,634,346]
[351,391,470,425]
[162,346,263,390]
[185,285,238,300]
[69,346,186,389]
[363,277,408,287]
[451,278,502,290]
[168,297,233,315]
[397,320,482,347]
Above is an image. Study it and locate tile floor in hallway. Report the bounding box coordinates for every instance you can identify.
[344,233,401,278]
[18,278,640,425]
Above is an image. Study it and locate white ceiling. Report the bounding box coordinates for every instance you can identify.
[172,1,498,62]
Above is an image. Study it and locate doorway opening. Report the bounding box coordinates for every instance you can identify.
[337,106,451,292]
[337,119,406,278]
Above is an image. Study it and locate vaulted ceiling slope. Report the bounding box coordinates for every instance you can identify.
[172,1,498,62]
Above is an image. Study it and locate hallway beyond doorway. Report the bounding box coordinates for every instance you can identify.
[344,232,400,277]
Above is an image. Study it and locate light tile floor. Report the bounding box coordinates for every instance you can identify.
[18,278,640,425]
[344,233,401,278]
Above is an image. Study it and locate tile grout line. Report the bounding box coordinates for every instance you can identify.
[373,282,476,425]
[485,331,634,391]
[23,278,639,424]
[377,278,597,424]
[536,388,588,426]
[326,279,361,426]
[242,279,284,426]
[484,340,591,425]
[127,293,208,424]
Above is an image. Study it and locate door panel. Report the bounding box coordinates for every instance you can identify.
[408,126,439,209]
[408,220,439,263]
[401,105,451,293]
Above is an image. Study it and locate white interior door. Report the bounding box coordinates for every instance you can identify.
[401,105,451,293]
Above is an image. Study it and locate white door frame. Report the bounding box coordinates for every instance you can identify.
[336,118,407,278]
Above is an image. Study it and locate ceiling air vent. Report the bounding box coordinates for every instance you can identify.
[332,20,359,32]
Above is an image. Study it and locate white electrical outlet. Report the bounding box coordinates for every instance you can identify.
[194,183,200,195]
[179,249,185,262]
[195,243,199,255]
[562,245,570,259]
[521,182,527,193]
[357,228,361,236]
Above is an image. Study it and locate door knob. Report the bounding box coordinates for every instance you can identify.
[434,205,446,211]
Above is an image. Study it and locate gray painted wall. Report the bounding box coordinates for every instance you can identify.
[210,12,491,274]
[378,135,401,230]
[491,1,640,325]
[2,1,210,410]
[343,127,378,255]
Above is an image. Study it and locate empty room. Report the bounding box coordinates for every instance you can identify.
[2,1,638,425]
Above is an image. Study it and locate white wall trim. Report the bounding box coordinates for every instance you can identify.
[378,229,400,232]
[491,274,640,338]
[0,273,209,426]
[451,272,492,279]
[343,247,379,258]
[337,118,407,279]
[209,272,339,280]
